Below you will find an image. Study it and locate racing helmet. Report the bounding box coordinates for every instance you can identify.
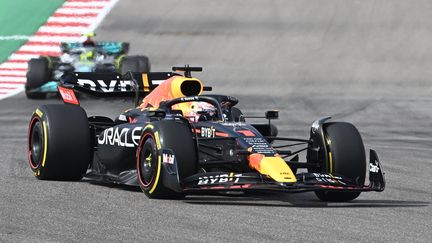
[181,101,217,122]
[82,32,96,47]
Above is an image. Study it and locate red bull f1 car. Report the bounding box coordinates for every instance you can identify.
[27,66,385,201]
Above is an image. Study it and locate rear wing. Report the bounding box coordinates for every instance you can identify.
[60,71,180,98]
[58,66,210,106]
[60,41,129,55]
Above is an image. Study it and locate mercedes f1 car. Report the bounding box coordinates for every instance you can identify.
[25,34,150,99]
[27,66,385,201]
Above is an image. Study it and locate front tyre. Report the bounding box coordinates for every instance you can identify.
[137,121,197,199]
[28,104,92,180]
[314,122,366,202]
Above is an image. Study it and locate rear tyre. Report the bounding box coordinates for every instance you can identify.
[137,120,197,199]
[314,122,366,202]
[25,58,50,99]
[120,55,151,74]
[28,104,92,180]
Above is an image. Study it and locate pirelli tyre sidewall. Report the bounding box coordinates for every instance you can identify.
[315,122,366,202]
[136,120,197,199]
[27,105,92,180]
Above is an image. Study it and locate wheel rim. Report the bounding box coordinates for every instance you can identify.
[29,119,44,168]
[139,140,157,188]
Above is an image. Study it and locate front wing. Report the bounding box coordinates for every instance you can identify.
[174,150,385,193]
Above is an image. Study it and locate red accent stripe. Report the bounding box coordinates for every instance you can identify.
[16,50,61,56]
[237,130,255,137]
[26,41,60,46]
[0,92,8,94]
[0,81,26,84]
[28,116,41,170]
[53,12,98,17]
[6,59,28,63]
[206,186,225,189]
[45,21,90,27]
[215,132,229,137]
[35,31,81,37]
[61,6,104,9]
[0,74,25,77]
[0,87,19,90]
[192,128,201,133]
[0,68,27,71]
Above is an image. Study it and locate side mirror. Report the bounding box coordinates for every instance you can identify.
[147,110,166,118]
[265,110,279,120]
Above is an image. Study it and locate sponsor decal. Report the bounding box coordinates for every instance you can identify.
[35,108,43,118]
[98,126,142,147]
[198,173,243,185]
[243,137,275,155]
[201,126,216,138]
[58,86,79,105]
[162,153,175,164]
[370,163,380,173]
[313,173,346,185]
[76,79,133,92]
[180,96,199,101]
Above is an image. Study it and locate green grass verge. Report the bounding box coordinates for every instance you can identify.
[0,0,65,63]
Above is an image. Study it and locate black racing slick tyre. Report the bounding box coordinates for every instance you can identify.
[137,120,197,199]
[25,58,50,99]
[315,122,366,202]
[120,55,151,74]
[28,104,92,180]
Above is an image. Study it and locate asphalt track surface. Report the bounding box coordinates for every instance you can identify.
[1,0,431,242]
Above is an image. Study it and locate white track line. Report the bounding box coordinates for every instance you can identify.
[0,70,26,76]
[29,36,81,43]
[8,54,39,60]
[48,17,97,23]
[0,77,27,82]
[38,26,90,34]
[0,62,28,69]
[0,35,31,40]
[0,83,26,88]
[20,45,61,52]
[55,8,102,15]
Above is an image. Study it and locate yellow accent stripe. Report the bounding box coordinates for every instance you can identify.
[328,151,333,174]
[35,108,43,118]
[154,131,161,150]
[149,155,161,194]
[42,121,48,167]
[142,73,150,92]
[144,124,154,130]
